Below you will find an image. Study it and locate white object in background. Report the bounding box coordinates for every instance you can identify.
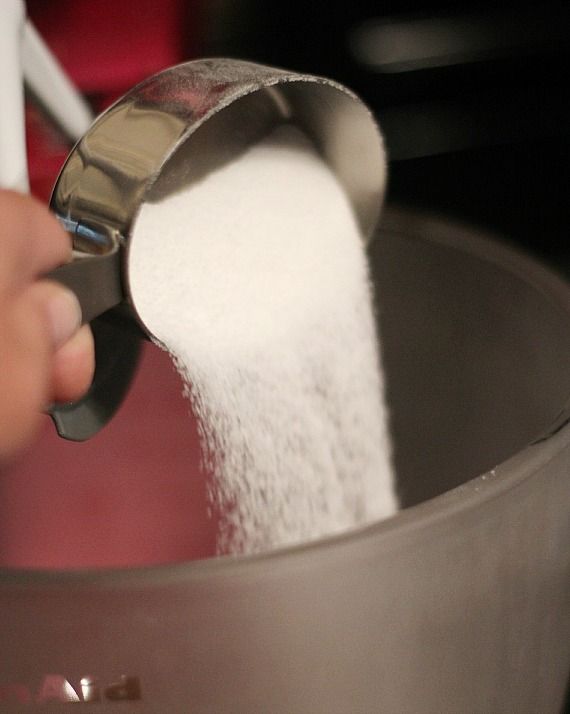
[0,0,93,192]
[0,0,28,191]
[22,20,93,142]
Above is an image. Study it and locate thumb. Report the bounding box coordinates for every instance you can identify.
[0,282,81,461]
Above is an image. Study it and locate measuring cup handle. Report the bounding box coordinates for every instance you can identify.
[47,248,141,442]
[47,247,123,325]
[49,315,141,441]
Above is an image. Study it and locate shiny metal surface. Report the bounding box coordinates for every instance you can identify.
[48,57,386,440]
[1,209,569,713]
[47,248,122,326]
[51,57,385,329]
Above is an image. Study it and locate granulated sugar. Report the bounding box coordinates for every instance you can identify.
[130,125,397,554]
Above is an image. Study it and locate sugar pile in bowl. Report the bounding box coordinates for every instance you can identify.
[129,125,398,555]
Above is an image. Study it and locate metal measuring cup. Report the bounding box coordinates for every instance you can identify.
[49,58,386,441]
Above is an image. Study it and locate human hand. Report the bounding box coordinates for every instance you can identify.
[0,190,95,461]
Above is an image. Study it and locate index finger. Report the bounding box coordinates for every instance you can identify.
[0,190,72,295]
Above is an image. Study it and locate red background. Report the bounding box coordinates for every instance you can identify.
[0,0,219,568]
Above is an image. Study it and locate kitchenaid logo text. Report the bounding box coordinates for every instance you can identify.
[0,675,141,705]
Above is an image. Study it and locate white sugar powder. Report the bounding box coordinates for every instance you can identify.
[130,125,397,555]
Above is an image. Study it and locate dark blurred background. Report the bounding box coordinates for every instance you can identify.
[199,0,570,273]
[26,0,569,273]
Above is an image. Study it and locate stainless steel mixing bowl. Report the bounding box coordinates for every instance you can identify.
[1,208,569,713]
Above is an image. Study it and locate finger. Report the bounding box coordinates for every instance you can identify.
[0,286,52,461]
[6,280,83,408]
[0,190,71,293]
[0,281,88,461]
[51,325,95,404]
[34,280,83,350]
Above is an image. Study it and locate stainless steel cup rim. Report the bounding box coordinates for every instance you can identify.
[51,57,387,334]
[48,58,387,441]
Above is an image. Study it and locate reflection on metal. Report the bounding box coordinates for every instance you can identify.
[52,58,386,333]
[35,675,81,703]
[0,675,141,705]
[49,58,386,441]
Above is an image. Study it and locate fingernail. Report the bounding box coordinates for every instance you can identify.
[46,288,82,348]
